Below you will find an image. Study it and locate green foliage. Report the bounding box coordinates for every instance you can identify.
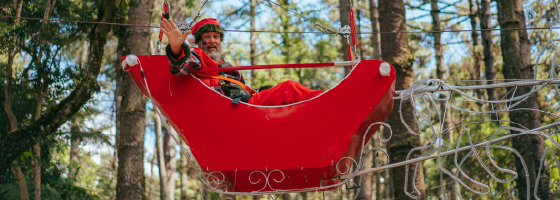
[0,179,98,200]
[0,183,21,200]
[0,1,113,198]
[0,23,20,54]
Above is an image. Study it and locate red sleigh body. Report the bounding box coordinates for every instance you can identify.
[124,55,395,192]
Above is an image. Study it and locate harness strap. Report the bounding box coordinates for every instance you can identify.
[231,93,251,104]
[193,73,256,94]
[218,79,231,97]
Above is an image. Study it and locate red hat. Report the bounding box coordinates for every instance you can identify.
[187,18,224,44]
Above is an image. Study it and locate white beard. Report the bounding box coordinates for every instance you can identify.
[199,43,222,62]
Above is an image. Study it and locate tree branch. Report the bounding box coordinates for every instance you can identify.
[0,0,122,172]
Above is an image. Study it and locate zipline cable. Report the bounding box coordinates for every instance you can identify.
[189,0,210,28]
[3,15,560,34]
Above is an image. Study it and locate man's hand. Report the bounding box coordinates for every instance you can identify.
[161,18,191,57]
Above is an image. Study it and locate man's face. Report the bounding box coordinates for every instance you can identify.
[198,32,222,61]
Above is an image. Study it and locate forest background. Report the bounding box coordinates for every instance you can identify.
[1,0,560,199]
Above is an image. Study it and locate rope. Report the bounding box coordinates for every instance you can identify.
[3,15,560,35]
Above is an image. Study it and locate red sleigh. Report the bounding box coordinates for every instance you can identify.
[124,55,395,193]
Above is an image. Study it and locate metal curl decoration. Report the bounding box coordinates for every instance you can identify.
[364,147,389,168]
[361,122,392,169]
[336,157,358,175]
[206,171,227,187]
[248,169,286,192]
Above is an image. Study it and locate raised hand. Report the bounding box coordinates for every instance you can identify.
[161,18,191,56]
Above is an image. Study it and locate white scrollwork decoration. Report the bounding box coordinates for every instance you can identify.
[249,169,286,192]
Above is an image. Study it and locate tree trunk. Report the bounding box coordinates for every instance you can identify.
[34,2,55,123]
[373,141,379,200]
[70,117,81,178]
[11,162,29,200]
[447,168,460,200]
[378,0,426,199]
[169,0,186,21]
[369,0,382,60]
[354,12,371,200]
[430,0,452,132]
[112,4,127,199]
[370,133,384,200]
[387,166,393,200]
[354,141,372,200]
[430,1,459,198]
[468,0,483,104]
[13,0,23,24]
[250,0,258,84]
[480,0,497,106]
[370,2,382,198]
[80,39,88,69]
[382,125,393,200]
[3,1,28,199]
[497,0,551,199]
[357,10,365,60]
[179,140,189,200]
[4,51,18,130]
[116,0,151,199]
[42,0,56,26]
[164,128,177,200]
[148,156,155,199]
[430,0,444,83]
[31,29,50,200]
[32,143,41,200]
[376,171,383,200]
[155,110,170,200]
[3,0,22,130]
[340,0,352,76]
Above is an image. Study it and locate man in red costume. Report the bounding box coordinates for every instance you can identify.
[161,18,323,106]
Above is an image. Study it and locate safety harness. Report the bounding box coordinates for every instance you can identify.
[189,51,255,104]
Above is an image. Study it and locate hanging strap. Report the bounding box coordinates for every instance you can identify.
[349,9,358,47]
[157,1,170,54]
[348,8,359,62]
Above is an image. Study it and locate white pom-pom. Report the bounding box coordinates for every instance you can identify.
[379,62,391,76]
[122,54,139,71]
[187,34,196,44]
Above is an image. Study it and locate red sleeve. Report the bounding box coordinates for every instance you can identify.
[171,46,187,61]
[166,43,191,66]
